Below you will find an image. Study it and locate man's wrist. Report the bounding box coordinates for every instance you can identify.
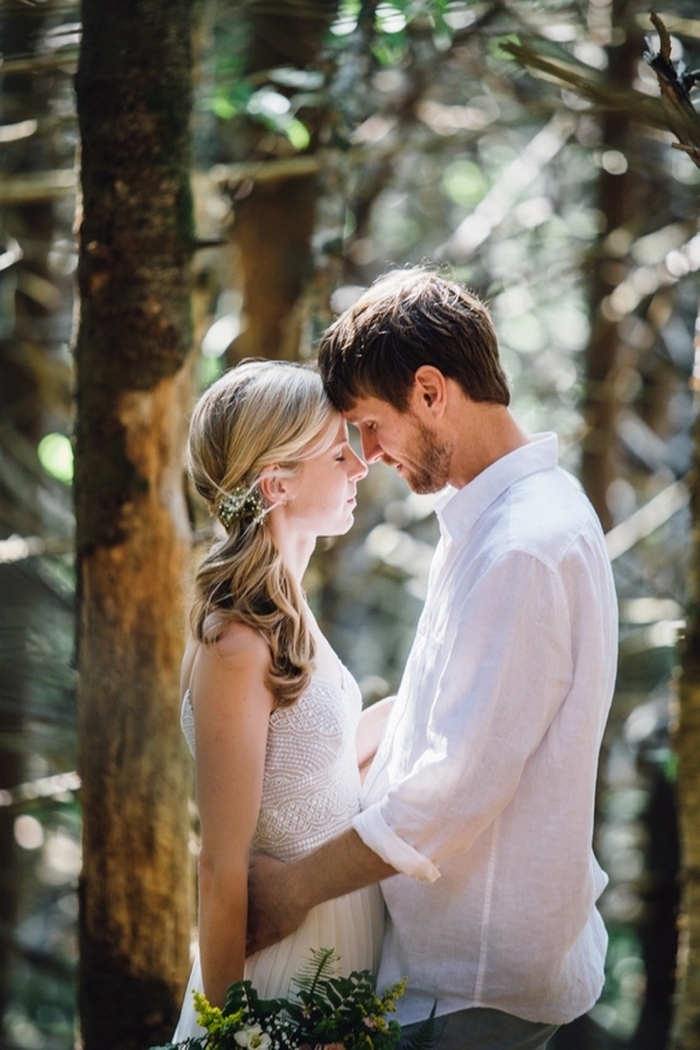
[281,856,317,917]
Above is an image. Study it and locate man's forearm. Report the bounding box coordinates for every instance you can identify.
[290,828,397,911]
[247,828,398,954]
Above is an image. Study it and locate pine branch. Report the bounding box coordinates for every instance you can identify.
[505,15,700,171]
[645,12,700,169]
[502,37,667,128]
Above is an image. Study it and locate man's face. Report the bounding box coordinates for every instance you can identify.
[344,394,453,494]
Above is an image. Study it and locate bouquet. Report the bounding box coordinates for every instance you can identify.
[151,948,409,1050]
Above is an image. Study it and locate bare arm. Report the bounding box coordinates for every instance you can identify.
[356,695,395,783]
[247,827,397,954]
[190,625,274,1007]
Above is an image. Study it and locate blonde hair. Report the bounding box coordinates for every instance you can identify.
[187,359,337,707]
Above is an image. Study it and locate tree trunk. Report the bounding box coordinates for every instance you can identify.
[641,19,700,1047]
[580,0,646,531]
[74,2,197,1047]
[219,0,341,363]
[230,175,319,359]
[673,311,700,1048]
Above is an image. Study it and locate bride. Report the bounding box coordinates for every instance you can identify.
[173,359,390,1039]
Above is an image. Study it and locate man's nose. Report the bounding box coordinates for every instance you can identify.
[360,429,382,463]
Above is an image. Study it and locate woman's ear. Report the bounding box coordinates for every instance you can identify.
[258,468,288,508]
[412,365,448,418]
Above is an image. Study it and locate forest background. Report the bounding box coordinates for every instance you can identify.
[1,1,699,1049]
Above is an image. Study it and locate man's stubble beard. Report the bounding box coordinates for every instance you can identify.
[404,420,454,494]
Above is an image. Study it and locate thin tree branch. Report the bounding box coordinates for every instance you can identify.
[645,12,700,169]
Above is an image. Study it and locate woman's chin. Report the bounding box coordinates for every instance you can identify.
[331,515,355,538]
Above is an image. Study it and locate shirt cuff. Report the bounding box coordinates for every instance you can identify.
[352,806,441,884]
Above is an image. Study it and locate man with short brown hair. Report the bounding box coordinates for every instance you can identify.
[248,268,617,1050]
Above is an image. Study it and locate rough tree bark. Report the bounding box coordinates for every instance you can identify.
[74,2,197,1047]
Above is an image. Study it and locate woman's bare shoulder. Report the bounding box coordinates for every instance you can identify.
[185,621,274,714]
[212,620,270,667]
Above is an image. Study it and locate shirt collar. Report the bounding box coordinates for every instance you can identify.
[435,432,559,544]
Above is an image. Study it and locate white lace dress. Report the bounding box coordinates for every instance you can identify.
[172,663,385,1041]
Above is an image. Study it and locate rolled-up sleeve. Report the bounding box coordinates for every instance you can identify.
[353,804,441,882]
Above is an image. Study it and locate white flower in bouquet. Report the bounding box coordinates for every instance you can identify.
[233,1023,272,1049]
[150,948,419,1050]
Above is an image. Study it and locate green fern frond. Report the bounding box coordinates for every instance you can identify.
[402,1001,437,1050]
[291,946,340,997]
[222,978,287,1022]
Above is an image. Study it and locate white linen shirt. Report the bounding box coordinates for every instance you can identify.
[353,433,618,1026]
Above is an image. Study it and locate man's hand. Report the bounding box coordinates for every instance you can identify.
[246,852,309,955]
[247,830,395,956]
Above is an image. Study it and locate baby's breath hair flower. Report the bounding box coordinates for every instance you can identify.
[217,486,266,529]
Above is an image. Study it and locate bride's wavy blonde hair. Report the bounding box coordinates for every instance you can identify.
[187,359,337,707]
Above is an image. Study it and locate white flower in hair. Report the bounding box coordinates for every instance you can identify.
[217,485,265,528]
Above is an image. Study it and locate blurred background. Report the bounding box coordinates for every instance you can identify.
[0,1,698,1047]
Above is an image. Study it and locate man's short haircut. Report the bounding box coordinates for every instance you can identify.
[317,267,510,413]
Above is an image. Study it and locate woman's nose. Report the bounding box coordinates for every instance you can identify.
[350,449,368,481]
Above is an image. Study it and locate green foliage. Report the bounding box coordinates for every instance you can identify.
[206,82,252,122]
[204,81,311,151]
[331,0,463,66]
[285,948,406,1050]
[156,950,407,1050]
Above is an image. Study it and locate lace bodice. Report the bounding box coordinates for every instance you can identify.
[181,663,364,862]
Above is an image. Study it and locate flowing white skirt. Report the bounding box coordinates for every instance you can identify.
[172,883,385,1042]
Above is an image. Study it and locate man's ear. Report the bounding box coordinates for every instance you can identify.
[412,366,448,418]
[258,468,289,508]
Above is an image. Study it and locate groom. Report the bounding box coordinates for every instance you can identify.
[247,268,618,1050]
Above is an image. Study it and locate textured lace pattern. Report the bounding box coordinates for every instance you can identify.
[181,665,364,863]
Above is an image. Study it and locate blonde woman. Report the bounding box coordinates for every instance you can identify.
[173,359,389,1040]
